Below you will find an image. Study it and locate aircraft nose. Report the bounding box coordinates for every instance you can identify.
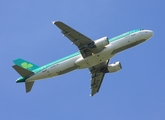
[145,30,154,39]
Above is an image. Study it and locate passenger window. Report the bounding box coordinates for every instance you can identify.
[130,33,136,36]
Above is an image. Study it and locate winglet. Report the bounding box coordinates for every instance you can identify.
[52,21,56,24]
[89,94,93,97]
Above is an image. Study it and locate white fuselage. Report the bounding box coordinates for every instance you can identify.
[26,30,153,82]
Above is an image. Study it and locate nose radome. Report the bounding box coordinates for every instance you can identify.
[147,30,154,36]
[144,30,154,39]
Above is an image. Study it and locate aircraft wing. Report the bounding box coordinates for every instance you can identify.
[54,21,103,58]
[89,60,109,96]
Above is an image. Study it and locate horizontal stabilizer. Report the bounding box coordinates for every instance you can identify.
[25,81,35,93]
[12,65,34,77]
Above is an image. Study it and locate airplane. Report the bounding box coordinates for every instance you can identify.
[12,21,154,96]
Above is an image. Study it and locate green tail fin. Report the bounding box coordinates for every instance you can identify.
[13,58,40,71]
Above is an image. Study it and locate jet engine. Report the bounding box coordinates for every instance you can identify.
[94,36,109,48]
[108,62,122,73]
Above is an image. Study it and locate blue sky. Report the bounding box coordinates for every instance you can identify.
[1,0,165,119]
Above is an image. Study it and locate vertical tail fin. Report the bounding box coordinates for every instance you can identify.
[12,58,39,93]
[13,58,40,71]
[12,65,35,93]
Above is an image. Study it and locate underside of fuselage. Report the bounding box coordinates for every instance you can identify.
[26,29,152,82]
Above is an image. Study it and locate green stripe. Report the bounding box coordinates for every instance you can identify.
[17,29,142,82]
[33,52,80,73]
[34,29,142,73]
[109,29,141,42]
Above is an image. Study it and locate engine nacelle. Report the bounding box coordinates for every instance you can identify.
[94,36,109,48]
[108,62,122,73]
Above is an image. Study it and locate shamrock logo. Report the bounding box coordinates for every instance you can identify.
[21,62,33,69]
